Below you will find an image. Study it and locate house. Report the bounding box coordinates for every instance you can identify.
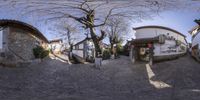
[72,38,95,62]
[189,25,200,61]
[100,42,110,50]
[0,19,48,65]
[49,39,64,54]
[130,25,187,63]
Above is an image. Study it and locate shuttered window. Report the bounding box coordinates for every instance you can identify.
[0,30,2,49]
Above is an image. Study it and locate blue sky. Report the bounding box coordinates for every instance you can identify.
[0,1,199,43]
[133,10,199,43]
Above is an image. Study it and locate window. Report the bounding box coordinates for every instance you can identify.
[0,30,3,49]
[167,33,169,35]
[75,45,79,49]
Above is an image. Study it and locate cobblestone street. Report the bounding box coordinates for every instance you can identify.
[0,55,200,100]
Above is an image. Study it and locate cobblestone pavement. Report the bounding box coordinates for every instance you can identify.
[0,55,200,100]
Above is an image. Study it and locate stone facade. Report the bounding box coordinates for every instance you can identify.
[0,20,48,66]
[8,27,39,61]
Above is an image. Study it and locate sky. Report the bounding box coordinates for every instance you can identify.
[0,0,199,44]
[133,10,200,43]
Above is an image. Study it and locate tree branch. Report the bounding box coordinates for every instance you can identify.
[97,30,106,41]
[93,8,114,27]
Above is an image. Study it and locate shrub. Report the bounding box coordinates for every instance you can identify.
[116,43,124,55]
[40,50,50,59]
[33,46,49,59]
[102,49,111,60]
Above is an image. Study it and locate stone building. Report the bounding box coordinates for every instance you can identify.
[0,19,48,65]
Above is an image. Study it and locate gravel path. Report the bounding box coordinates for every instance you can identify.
[0,55,200,100]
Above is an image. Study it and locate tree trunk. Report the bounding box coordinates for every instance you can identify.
[111,43,115,58]
[69,44,73,52]
[68,44,73,60]
[110,43,114,54]
[89,27,102,57]
[110,43,117,59]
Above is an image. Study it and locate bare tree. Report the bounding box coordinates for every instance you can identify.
[3,0,185,57]
[195,19,200,25]
[62,24,78,52]
[50,20,82,51]
[104,16,128,56]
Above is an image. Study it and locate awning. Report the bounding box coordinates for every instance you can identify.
[131,36,159,44]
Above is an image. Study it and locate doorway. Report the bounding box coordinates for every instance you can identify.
[131,43,154,63]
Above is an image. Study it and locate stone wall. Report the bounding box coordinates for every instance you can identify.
[7,27,39,61]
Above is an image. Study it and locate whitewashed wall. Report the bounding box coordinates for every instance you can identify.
[79,44,84,49]
[135,27,187,56]
[136,28,186,44]
[72,50,84,58]
[49,43,63,53]
[192,31,200,48]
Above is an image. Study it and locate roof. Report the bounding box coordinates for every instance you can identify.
[74,37,92,46]
[188,25,200,41]
[133,25,186,37]
[0,19,48,43]
[131,36,159,44]
[101,42,109,46]
[188,25,200,34]
[49,39,63,43]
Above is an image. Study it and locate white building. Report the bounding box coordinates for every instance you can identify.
[130,25,187,62]
[49,39,64,54]
[189,25,200,61]
[72,38,95,62]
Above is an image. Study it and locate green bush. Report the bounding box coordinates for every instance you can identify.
[33,46,49,59]
[102,49,111,60]
[116,43,124,55]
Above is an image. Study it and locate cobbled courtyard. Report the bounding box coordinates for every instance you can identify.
[0,55,200,100]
